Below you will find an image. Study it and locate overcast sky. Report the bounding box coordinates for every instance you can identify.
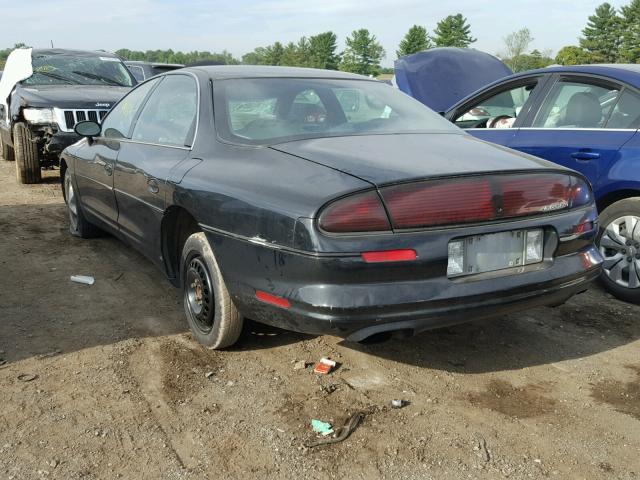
[0,0,629,66]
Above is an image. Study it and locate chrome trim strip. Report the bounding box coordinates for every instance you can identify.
[116,138,191,151]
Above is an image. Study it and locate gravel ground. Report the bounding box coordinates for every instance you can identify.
[0,159,638,480]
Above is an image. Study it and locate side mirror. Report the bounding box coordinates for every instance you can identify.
[74,120,101,138]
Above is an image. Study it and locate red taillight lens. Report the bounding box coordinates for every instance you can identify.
[379,173,592,230]
[318,190,391,233]
[361,249,417,263]
[382,177,494,228]
[499,174,572,217]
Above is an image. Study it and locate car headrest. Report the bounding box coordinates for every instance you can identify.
[564,92,602,128]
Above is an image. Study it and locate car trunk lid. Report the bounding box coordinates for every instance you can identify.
[270,133,565,187]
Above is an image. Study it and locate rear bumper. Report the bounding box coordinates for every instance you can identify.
[290,265,599,341]
[204,225,603,341]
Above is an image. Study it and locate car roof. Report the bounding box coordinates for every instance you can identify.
[509,64,640,90]
[31,48,121,59]
[186,65,371,81]
[125,60,184,68]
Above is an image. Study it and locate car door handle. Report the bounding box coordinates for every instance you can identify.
[147,178,159,194]
[570,151,600,161]
[103,163,113,176]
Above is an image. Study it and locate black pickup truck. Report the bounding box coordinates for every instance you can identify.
[0,48,135,183]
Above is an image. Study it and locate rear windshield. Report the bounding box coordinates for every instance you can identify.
[213,78,459,145]
[23,53,135,87]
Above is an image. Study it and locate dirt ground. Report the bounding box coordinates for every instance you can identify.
[0,159,639,480]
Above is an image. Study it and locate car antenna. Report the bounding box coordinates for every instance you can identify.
[50,40,54,48]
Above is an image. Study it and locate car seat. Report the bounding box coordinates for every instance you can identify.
[562,92,603,128]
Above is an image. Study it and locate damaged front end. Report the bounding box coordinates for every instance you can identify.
[17,106,105,167]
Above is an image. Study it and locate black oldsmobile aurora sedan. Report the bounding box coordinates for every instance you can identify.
[61,66,603,348]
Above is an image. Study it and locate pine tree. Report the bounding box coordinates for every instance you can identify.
[579,2,622,63]
[339,29,386,76]
[432,14,476,48]
[263,42,285,66]
[619,0,640,62]
[397,25,431,58]
[308,32,341,70]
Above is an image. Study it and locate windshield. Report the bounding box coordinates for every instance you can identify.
[213,78,459,145]
[22,53,135,87]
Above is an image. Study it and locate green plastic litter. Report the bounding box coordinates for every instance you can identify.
[311,419,334,436]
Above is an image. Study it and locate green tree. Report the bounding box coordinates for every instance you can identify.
[432,14,476,47]
[579,2,622,63]
[397,25,431,58]
[339,29,385,76]
[509,49,555,72]
[242,47,269,65]
[280,38,312,67]
[555,45,594,65]
[500,28,534,71]
[116,48,239,65]
[619,0,640,62]
[263,42,285,66]
[308,31,340,69]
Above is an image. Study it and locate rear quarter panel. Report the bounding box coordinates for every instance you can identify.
[173,144,372,248]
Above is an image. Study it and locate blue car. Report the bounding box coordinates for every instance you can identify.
[396,49,640,303]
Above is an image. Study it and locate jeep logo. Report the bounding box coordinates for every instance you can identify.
[95,103,111,108]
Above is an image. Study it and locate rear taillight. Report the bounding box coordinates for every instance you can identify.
[381,177,494,228]
[318,190,391,233]
[318,173,592,234]
[380,173,592,230]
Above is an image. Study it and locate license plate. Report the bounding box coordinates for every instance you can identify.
[447,229,544,277]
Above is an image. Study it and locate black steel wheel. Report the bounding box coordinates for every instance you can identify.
[185,256,215,334]
[181,232,243,348]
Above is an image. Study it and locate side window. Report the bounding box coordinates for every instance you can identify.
[454,82,537,128]
[606,89,640,129]
[532,80,619,129]
[132,75,198,147]
[101,78,160,139]
[128,66,145,82]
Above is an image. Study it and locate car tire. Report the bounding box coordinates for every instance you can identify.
[181,232,243,349]
[64,169,101,238]
[596,198,640,304]
[13,122,41,184]
[1,135,15,161]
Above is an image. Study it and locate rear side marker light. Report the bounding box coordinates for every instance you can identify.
[361,249,417,263]
[256,290,291,309]
[573,221,595,235]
